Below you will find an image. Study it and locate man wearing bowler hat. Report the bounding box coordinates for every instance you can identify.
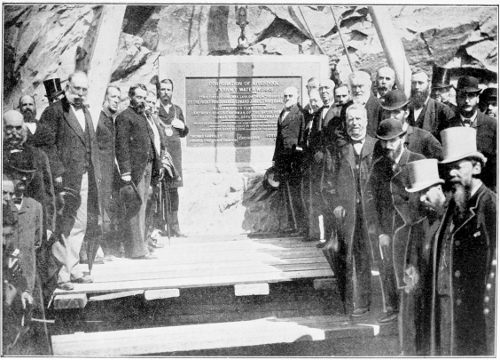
[430,64,457,113]
[379,89,442,160]
[440,75,497,191]
[369,118,424,323]
[397,159,446,355]
[408,68,455,139]
[429,127,496,356]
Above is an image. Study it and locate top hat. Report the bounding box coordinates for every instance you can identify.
[456,76,481,94]
[431,64,453,89]
[439,127,487,165]
[376,118,407,141]
[480,87,497,103]
[379,89,409,111]
[263,166,280,190]
[405,159,444,193]
[43,78,64,101]
[119,181,142,220]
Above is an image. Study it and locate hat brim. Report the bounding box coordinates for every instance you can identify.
[439,151,487,165]
[457,88,481,94]
[45,90,65,99]
[432,84,453,90]
[405,179,444,193]
[376,129,407,141]
[379,99,409,111]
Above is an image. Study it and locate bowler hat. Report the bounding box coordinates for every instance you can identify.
[379,90,409,111]
[480,87,497,103]
[456,76,481,94]
[5,151,37,174]
[119,181,142,220]
[43,78,64,101]
[431,64,452,89]
[405,159,444,193]
[439,127,487,165]
[263,166,280,190]
[376,118,407,141]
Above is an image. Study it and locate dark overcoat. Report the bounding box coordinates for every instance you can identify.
[322,136,377,313]
[408,98,455,139]
[157,104,189,188]
[430,184,496,356]
[38,96,101,233]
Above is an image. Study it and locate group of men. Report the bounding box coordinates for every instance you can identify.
[272,67,497,356]
[3,72,189,352]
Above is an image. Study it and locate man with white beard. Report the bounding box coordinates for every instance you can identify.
[429,127,496,356]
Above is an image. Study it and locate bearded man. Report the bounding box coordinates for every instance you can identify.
[38,71,101,288]
[430,127,496,356]
[408,69,455,139]
[115,84,164,259]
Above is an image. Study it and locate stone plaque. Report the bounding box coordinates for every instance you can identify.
[186,76,301,147]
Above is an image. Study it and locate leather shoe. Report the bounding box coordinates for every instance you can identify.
[71,275,93,284]
[351,307,370,317]
[57,282,74,291]
[377,310,398,323]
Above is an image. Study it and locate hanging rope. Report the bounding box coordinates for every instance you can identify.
[330,6,355,72]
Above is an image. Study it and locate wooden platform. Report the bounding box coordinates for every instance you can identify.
[51,234,334,309]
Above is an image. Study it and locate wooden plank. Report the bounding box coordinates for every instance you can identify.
[88,290,143,302]
[234,283,270,296]
[52,315,377,356]
[144,289,180,300]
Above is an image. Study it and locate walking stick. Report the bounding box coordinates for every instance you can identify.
[285,179,298,231]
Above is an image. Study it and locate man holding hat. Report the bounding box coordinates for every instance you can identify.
[429,126,496,356]
[397,159,446,355]
[369,118,425,323]
[408,68,455,139]
[379,89,442,160]
[440,76,497,190]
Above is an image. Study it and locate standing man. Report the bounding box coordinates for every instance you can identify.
[369,118,425,323]
[479,87,497,119]
[96,85,121,259]
[157,79,189,237]
[273,86,306,234]
[430,127,496,356]
[380,90,442,160]
[346,71,382,137]
[375,66,396,99]
[321,104,377,317]
[398,159,446,355]
[38,71,101,288]
[440,76,497,191]
[116,84,163,259]
[408,69,455,139]
[430,65,456,113]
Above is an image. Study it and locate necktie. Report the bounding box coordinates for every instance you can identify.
[462,119,472,127]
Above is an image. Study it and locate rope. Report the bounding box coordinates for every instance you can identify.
[329,6,355,72]
[297,6,326,55]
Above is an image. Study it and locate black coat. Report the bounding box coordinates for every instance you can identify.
[408,98,455,139]
[441,111,497,190]
[157,104,188,188]
[430,184,496,355]
[115,107,162,187]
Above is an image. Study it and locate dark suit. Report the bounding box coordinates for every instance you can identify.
[440,112,497,190]
[38,96,101,282]
[430,184,496,355]
[115,106,162,257]
[369,149,425,313]
[408,98,455,139]
[322,136,377,313]
[273,104,306,231]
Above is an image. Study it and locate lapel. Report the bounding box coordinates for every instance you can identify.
[62,98,86,144]
[423,99,435,127]
[83,107,95,141]
[18,198,30,216]
[323,106,336,127]
[392,148,410,180]
[280,105,298,126]
[361,136,376,160]
[452,184,485,235]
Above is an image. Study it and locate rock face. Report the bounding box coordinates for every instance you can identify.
[2,5,497,235]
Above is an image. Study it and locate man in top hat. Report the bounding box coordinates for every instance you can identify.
[116,83,165,258]
[397,159,446,355]
[321,103,378,317]
[408,69,455,139]
[431,64,457,113]
[429,127,496,356]
[375,66,396,99]
[368,118,425,323]
[157,79,189,237]
[272,86,306,235]
[479,87,497,119]
[379,89,442,160]
[38,71,101,288]
[439,76,497,191]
